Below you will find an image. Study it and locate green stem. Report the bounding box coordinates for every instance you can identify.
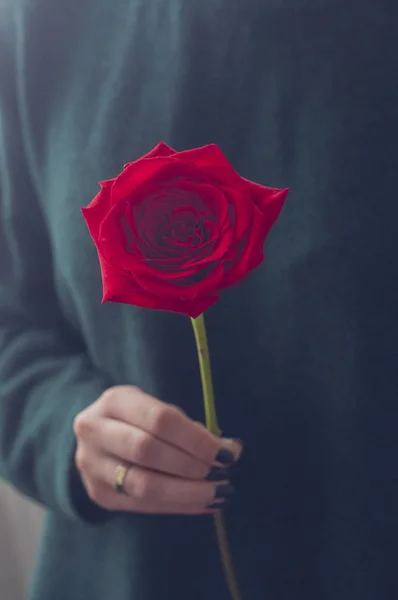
[191,314,242,600]
[191,314,220,437]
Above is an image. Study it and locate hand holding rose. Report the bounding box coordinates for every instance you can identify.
[74,386,242,514]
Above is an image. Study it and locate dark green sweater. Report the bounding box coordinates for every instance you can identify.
[1,1,398,599]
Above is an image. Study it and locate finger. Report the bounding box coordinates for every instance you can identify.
[84,476,224,514]
[92,417,210,480]
[104,386,241,465]
[169,404,187,416]
[216,438,244,465]
[95,455,232,512]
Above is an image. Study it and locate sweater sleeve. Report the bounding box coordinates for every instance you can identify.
[0,8,112,524]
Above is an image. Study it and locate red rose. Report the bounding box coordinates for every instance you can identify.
[82,143,288,318]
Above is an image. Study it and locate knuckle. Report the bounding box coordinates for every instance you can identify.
[75,447,90,474]
[150,405,175,436]
[133,432,154,464]
[128,385,142,396]
[99,385,143,415]
[98,387,119,413]
[132,472,157,502]
[120,428,137,462]
[73,411,91,438]
[169,404,187,416]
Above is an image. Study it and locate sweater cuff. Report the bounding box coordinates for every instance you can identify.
[52,381,111,525]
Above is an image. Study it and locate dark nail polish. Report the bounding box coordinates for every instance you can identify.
[215,448,235,465]
[206,467,230,482]
[215,483,235,500]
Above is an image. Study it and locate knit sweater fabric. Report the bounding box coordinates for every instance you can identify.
[1,1,398,599]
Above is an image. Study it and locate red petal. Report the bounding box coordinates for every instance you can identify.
[98,178,116,188]
[130,222,234,277]
[99,257,218,317]
[97,200,145,270]
[111,158,201,205]
[81,180,114,242]
[103,172,231,267]
[219,185,254,240]
[142,142,176,160]
[177,181,230,225]
[177,144,231,170]
[176,144,246,191]
[133,261,224,301]
[245,181,289,217]
[222,205,267,287]
[123,143,176,170]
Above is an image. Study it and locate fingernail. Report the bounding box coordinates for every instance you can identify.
[215,448,235,465]
[207,500,228,510]
[206,467,230,482]
[215,483,235,500]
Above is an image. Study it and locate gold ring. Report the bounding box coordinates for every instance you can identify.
[113,463,129,494]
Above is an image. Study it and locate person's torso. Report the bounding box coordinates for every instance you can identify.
[10,0,398,598]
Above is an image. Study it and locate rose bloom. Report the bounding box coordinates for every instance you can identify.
[82,143,288,318]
